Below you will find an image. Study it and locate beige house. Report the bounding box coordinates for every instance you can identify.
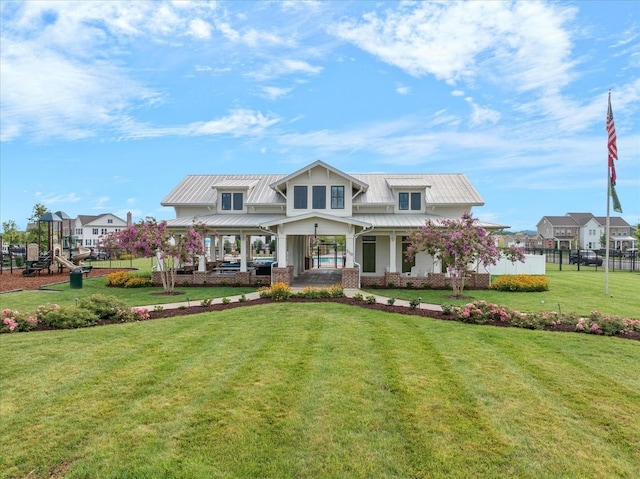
[162,160,502,287]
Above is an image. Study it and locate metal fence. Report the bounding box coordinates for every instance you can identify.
[524,248,639,272]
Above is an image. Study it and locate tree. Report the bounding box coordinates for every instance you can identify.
[2,220,20,244]
[406,213,525,297]
[26,203,49,246]
[115,218,205,293]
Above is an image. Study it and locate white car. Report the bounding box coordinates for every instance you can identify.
[624,247,638,258]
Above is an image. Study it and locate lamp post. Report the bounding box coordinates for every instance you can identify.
[314,223,318,268]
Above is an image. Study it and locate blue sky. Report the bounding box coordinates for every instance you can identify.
[1,0,639,232]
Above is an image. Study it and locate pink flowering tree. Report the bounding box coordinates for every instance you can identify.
[406,213,525,297]
[115,218,205,293]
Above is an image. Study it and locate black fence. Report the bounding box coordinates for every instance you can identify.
[524,248,639,272]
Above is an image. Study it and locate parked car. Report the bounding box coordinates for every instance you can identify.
[88,249,110,261]
[569,250,603,266]
[624,247,638,258]
[597,248,623,258]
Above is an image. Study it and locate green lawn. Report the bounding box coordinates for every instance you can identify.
[1,303,639,478]
[367,268,640,319]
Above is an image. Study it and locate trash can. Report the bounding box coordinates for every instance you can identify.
[70,267,83,289]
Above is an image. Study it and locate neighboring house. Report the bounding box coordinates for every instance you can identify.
[72,213,129,248]
[536,212,635,251]
[162,160,505,287]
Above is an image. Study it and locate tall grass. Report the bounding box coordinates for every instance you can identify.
[1,304,638,478]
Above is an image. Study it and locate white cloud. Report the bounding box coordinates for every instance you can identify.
[262,86,292,100]
[396,85,410,95]
[188,18,212,39]
[451,90,465,97]
[249,58,323,81]
[123,109,280,139]
[332,2,577,93]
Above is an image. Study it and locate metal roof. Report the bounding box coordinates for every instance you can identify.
[352,214,507,230]
[162,170,483,208]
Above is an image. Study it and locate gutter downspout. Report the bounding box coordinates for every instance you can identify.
[352,225,374,289]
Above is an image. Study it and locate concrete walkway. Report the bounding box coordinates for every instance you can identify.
[139,288,443,312]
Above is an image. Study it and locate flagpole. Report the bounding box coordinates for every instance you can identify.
[605,156,611,295]
[604,90,612,295]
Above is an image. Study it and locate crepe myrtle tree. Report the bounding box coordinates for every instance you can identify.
[406,213,525,297]
[115,217,205,293]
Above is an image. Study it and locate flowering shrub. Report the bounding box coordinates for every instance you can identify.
[491,275,549,292]
[575,311,640,336]
[123,276,154,288]
[106,271,133,287]
[451,300,560,329]
[112,307,150,323]
[259,282,292,301]
[107,271,153,288]
[1,308,38,333]
[295,284,345,299]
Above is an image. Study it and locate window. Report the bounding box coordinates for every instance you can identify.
[233,192,243,211]
[362,236,376,273]
[107,219,113,224]
[76,228,82,235]
[312,186,326,209]
[221,192,243,211]
[294,186,308,209]
[399,193,409,210]
[221,193,232,210]
[411,192,421,210]
[92,228,99,235]
[101,228,107,235]
[331,186,344,209]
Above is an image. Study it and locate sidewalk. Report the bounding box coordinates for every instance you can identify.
[139,288,443,312]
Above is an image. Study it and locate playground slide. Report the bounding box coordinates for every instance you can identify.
[54,255,79,271]
[72,246,91,264]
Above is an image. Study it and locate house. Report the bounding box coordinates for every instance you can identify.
[161,160,505,287]
[536,212,635,251]
[71,213,129,249]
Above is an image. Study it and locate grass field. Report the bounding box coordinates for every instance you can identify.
[1,303,639,478]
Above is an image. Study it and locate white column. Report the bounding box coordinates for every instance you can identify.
[277,233,287,267]
[389,232,397,273]
[345,233,355,268]
[217,236,224,261]
[240,233,247,272]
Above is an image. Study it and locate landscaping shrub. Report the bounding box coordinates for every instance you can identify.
[387,298,396,306]
[259,282,292,301]
[1,308,38,333]
[106,271,133,287]
[37,305,99,329]
[409,298,422,309]
[366,295,377,304]
[107,271,153,288]
[111,307,151,323]
[123,276,154,288]
[77,294,128,320]
[352,292,364,301]
[491,274,549,292]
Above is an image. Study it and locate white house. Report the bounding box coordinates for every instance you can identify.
[72,213,129,248]
[161,160,505,287]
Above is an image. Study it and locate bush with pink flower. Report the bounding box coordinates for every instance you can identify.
[1,308,39,333]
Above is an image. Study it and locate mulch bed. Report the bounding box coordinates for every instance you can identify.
[3,270,637,341]
[0,267,126,293]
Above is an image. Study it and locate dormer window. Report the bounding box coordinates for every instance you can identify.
[331,186,344,209]
[399,192,421,211]
[313,186,326,209]
[222,192,243,211]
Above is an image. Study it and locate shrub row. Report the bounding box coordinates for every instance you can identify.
[490,274,549,292]
[1,294,150,333]
[258,282,345,301]
[447,300,640,336]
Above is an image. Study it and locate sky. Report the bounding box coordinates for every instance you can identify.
[1,0,639,233]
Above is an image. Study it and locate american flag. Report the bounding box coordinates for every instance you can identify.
[606,92,617,185]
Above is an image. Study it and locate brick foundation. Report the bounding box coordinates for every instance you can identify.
[341,268,359,288]
[272,266,294,285]
[152,270,271,287]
